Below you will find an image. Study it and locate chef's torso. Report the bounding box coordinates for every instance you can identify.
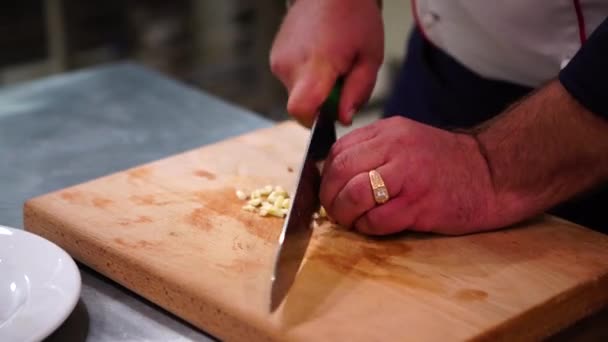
[413,0,608,87]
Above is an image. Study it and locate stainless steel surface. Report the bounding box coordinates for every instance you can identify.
[0,62,272,341]
[270,94,337,312]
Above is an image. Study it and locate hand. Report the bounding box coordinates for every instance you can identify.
[269,0,384,127]
[320,117,499,235]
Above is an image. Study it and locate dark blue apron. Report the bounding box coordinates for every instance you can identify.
[384,27,607,233]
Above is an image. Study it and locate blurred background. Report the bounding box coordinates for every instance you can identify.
[0,0,413,124]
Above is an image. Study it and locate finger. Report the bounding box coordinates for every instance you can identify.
[320,137,388,210]
[287,61,338,128]
[328,163,403,228]
[269,50,294,91]
[338,61,380,125]
[324,119,391,178]
[327,172,374,228]
[329,123,379,158]
[355,195,418,235]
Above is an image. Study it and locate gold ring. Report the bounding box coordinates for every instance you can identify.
[369,170,389,204]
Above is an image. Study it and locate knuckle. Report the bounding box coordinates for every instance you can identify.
[333,211,351,228]
[365,210,385,234]
[331,152,352,179]
[287,98,312,118]
[386,115,407,127]
[356,215,379,235]
[286,101,303,117]
[269,53,286,76]
[335,180,370,228]
[328,140,345,159]
[355,219,368,234]
[344,182,365,208]
[307,87,328,111]
[287,91,323,119]
[349,177,371,207]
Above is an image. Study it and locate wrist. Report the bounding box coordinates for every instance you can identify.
[471,80,608,229]
[457,131,544,231]
[472,129,544,228]
[454,132,501,230]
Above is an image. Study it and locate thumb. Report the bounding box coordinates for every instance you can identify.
[287,61,338,128]
[338,61,379,125]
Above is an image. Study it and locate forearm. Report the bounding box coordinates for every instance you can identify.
[472,80,608,225]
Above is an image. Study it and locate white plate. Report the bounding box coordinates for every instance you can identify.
[0,225,81,342]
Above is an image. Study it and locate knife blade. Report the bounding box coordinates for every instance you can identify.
[270,83,341,312]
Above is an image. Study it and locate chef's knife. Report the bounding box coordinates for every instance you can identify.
[270,82,341,312]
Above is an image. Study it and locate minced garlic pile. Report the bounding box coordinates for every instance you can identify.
[235,185,328,220]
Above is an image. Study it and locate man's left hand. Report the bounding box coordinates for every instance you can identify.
[320,116,498,235]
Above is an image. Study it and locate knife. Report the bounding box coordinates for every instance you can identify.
[270,82,342,312]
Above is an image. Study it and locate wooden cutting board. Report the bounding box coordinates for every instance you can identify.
[23,121,608,341]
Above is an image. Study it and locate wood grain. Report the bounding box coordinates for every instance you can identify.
[23,121,608,341]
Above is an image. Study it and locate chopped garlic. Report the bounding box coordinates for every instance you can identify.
[236,190,248,200]
[260,185,273,195]
[273,195,285,207]
[242,204,256,212]
[247,198,262,207]
[267,191,278,202]
[267,206,285,218]
[251,190,262,199]
[313,212,320,219]
[238,184,297,219]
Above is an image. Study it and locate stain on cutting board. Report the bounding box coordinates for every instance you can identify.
[127,166,153,182]
[114,237,161,249]
[60,190,87,205]
[92,197,114,208]
[118,215,153,226]
[278,230,448,328]
[186,208,214,231]
[60,191,113,209]
[186,187,282,243]
[306,230,445,293]
[216,258,265,273]
[454,289,488,302]
[193,169,216,180]
[130,194,176,206]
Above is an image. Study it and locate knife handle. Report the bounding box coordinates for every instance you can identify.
[319,78,343,122]
[310,79,342,161]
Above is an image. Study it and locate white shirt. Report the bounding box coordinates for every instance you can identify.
[413,0,608,87]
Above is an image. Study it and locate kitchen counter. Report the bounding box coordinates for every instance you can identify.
[0,62,272,341]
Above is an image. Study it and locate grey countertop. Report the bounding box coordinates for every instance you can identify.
[0,62,273,341]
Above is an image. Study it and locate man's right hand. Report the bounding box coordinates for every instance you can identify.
[270,0,384,127]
